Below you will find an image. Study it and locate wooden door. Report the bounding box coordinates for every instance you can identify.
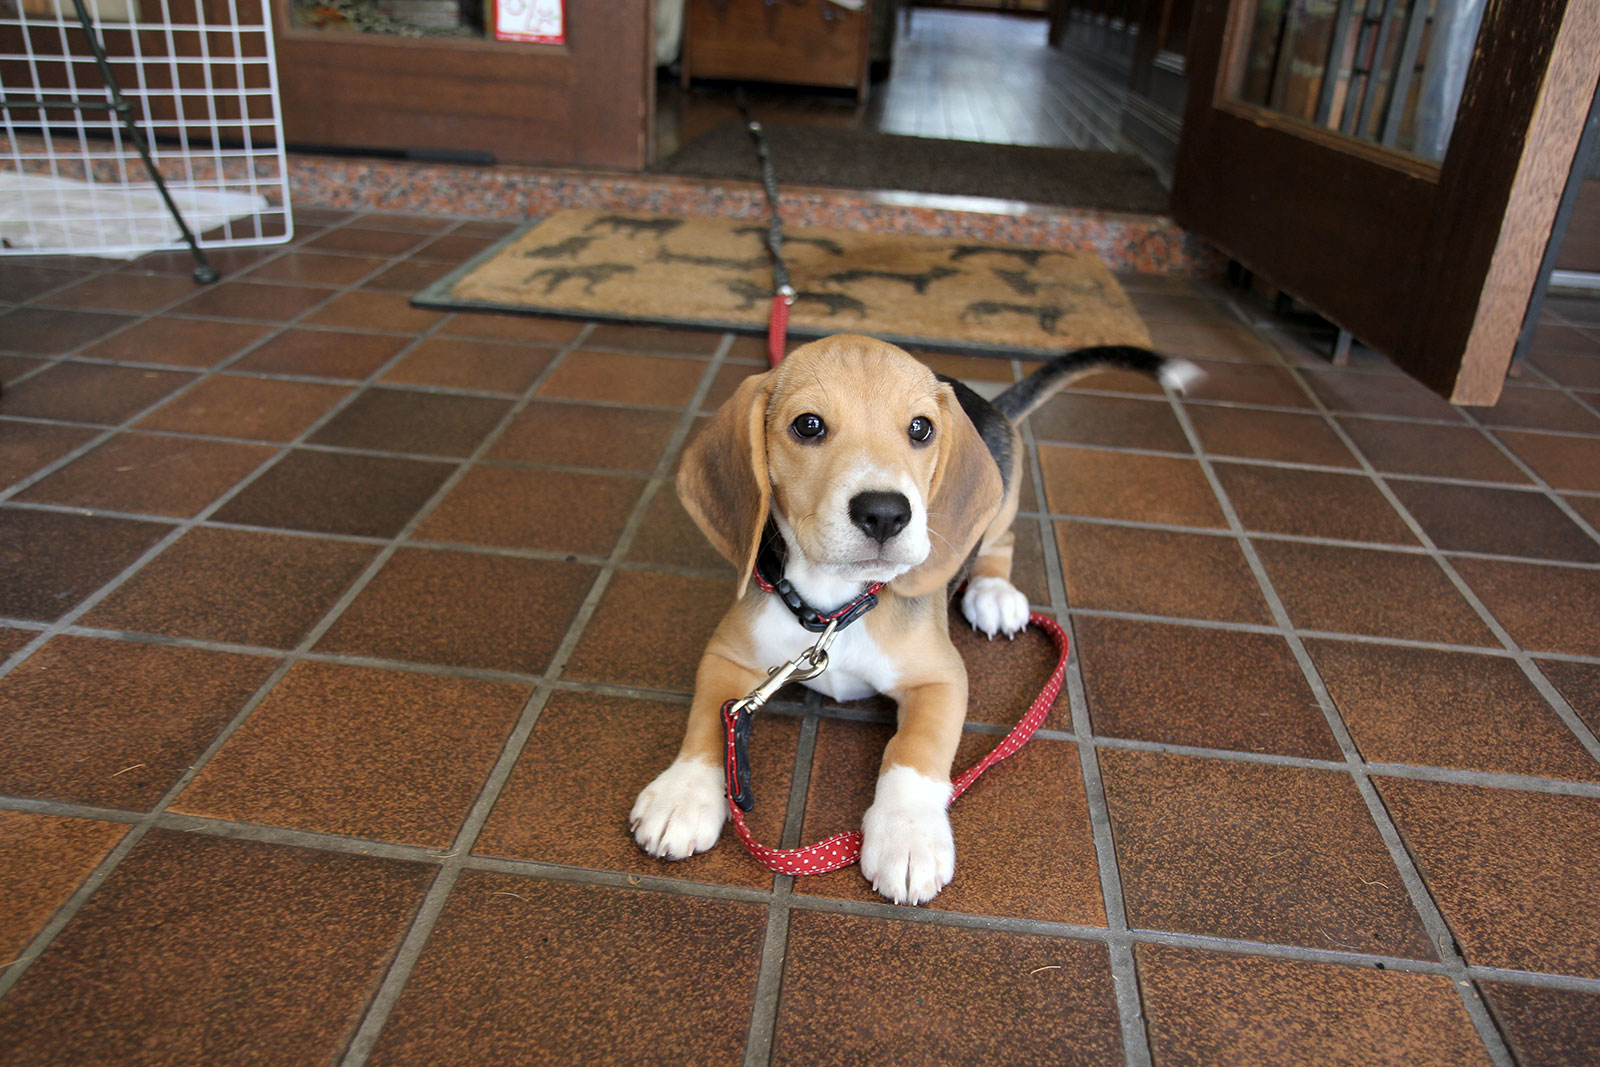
[1171,0,1600,404]
[270,0,653,169]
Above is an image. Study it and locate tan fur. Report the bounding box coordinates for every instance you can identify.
[672,334,1021,787]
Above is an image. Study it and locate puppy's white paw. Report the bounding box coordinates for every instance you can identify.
[962,576,1030,638]
[630,758,725,860]
[859,766,955,905]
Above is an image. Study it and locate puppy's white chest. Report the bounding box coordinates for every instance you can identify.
[749,597,897,702]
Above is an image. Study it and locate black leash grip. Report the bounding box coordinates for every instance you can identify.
[723,699,756,812]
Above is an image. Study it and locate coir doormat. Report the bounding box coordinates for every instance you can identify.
[415,209,1150,357]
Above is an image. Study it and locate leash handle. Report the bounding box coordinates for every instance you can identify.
[723,613,1070,876]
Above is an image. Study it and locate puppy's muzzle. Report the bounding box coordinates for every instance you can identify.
[849,490,913,545]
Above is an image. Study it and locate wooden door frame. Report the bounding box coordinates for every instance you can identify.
[1172,0,1600,403]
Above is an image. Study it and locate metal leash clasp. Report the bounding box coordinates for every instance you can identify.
[724,619,839,812]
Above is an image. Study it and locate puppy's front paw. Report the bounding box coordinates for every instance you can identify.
[962,576,1030,638]
[630,758,726,860]
[859,766,955,905]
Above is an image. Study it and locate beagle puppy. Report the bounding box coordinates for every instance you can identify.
[632,334,1195,904]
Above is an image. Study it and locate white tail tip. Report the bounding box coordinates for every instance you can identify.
[1160,359,1204,395]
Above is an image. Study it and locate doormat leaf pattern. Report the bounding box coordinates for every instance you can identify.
[415,210,1151,357]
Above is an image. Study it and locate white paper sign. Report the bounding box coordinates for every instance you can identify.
[495,0,565,44]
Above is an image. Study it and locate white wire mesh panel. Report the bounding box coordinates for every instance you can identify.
[0,0,292,259]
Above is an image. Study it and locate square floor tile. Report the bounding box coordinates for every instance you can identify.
[486,400,681,471]
[1528,322,1600,355]
[1453,558,1600,657]
[437,312,584,346]
[1061,365,1164,396]
[1039,445,1225,527]
[84,526,376,647]
[584,323,723,355]
[77,316,273,369]
[1137,945,1489,1067]
[1,362,196,424]
[1216,463,1417,545]
[0,811,126,958]
[563,570,729,693]
[342,213,455,233]
[1029,393,1190,452]
[212,449,454,537]
[773,911,1122,1064]
[794,718,1105,924]
[1530,351,1600,390]
[0,354,46,386]
[951,604,1070,729]
[242,251,390,286]
[1310,641,1600,781]
[0,831,431,1065]
[175,661,526,847]
[367,873,765,1066]
[1146,319,1282,362]
[1566,493,1600,531]
[1377,777,1600,976]
[1176,361,1315,407]
[0,420,98,491]
[1056,521,1273,624]
[44,273,202,313]
[1338,417,1532,483]
[1254,541,1496,645]
[0,307,138,353]
[1187,405,1357,467]
[912,349,1016,382]
[410,233,497,262]
[316,547,595,673]
[416,465,643,555]
[1302,368,1465,421]
[700,361,764,412]
[379,336,555,393]
[1078,616,1338,758]
[361,259,456,293]
[302,291,446,333]
[0,635,277,809]
[1388,480,1600,562]
[171,280,334,322]
[0,263,88,303]
[136,374,351,441]
[1473,382,1600,434]
[1538,659,1600,737]
[1482,982,1600,1067]
[19,433,274,517]
[627,489,733,573]
[304,226,433,256]
[0,508,171,621]
[475,690,797,889]
[537,350,706,408]
[1101,748,1432,956]
[307,387,511,457]
[1496,430,1600,492]
[231,328,410,380]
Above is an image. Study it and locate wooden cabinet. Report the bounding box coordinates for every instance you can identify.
[683,0,872,99]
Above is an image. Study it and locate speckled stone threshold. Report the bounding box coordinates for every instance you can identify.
[286,153,1225,278]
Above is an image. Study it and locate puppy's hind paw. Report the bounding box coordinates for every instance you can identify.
[630,758,726,860]
[962,576,1030,638]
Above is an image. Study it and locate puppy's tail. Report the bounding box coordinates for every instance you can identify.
[991,345,1202,423]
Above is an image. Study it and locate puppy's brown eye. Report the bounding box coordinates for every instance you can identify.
[908,416,934,443]
[791,413,826,440]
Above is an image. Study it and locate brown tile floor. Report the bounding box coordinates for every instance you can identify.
[2,209,1599,1066]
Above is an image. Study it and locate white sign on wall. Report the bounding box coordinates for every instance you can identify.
[495,0,565,44]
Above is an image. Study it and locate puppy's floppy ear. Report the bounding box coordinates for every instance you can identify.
[677,371,772,598]
[893,381,1003,598]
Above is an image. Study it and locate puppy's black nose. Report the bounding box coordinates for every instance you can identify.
[849,491,912,545]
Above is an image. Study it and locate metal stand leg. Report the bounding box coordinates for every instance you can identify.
[1332,328,1353,366]
[67,0,219,283]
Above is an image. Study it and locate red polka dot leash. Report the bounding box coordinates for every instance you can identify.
[721,612,1070,876]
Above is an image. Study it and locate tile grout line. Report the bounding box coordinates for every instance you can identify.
[0,251,474,683]
[337,332,738,1065]
[1263,359,1600,772]
[1157,369,1517,1067]
[0,287,556,1006]
[1022,411,1152,1067]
